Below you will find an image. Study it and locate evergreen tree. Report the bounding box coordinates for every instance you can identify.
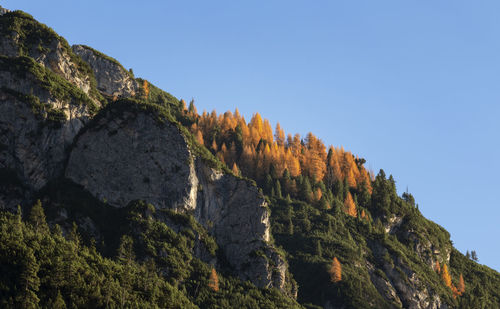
[471,251,478,262]
[28,200,49,234]
[315,240,322,257]
[117,235,135,265]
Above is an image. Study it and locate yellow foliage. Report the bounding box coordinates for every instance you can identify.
[344,192,357,217]
[208,268,219,292]
[329,257,342,283]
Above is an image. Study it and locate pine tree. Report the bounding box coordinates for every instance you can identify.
[117,235,135,265]
[315,240,322,257]
[329,257,342,283]
[471,250,478,262]
[208,267,219,292]
[28,200,49,234]
[50,290,67,309]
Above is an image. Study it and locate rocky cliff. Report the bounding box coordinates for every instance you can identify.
[0,10,292,294]
[72,45,138,98]
[1,8,499,309]
[64,101,290,291]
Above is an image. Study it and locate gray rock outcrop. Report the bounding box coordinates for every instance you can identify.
[0,12,100,104]
[0,6,9,16]
[0,61,92,204]
[72,45,138,98]
[65,106,290,291]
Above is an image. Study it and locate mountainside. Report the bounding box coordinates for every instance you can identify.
[0,8,499,309]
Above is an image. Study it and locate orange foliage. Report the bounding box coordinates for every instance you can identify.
[232,163,240,176]
[143,80,149,99]
[208,268,219,292]
[188,107,372,196]
[314,188,322,202]
[435,260,441,274]
[329,257,342,283]
[344,192,357,217]
[361,209,368,221]
[458,273,465,295]
[442,264,452,289]
[195,130,204,145]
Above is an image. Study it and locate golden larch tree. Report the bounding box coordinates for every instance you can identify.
[195,130,204,145]
[458,273,465,295]
[208,268,219,292]
[344,192,357,217]
[143,80,150,99]
[434,260,441,274]
[441,264,452,288]
[232,163,240,176]
[275,123,285,146]
[329,257,342,283]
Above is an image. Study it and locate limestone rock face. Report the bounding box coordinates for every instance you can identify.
[0,65,91,201]
[368,241,448,309]
[0,12,98,101]
[66,110,194,209]
[72,45,138,98]
[65,107,290,292]
[0,6,9,16]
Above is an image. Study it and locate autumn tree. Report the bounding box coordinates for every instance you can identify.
[143,80,149,99]
[441,264,452,289]
[329,257,342,283]
[344,192,357,217]
[434,260,441,274]
[195,130,204,145]
[232,163,240,176]
[208,268,219,292]
[275,123,285,146]
[458,273,465,295]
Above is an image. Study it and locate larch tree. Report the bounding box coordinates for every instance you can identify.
[329,257,342,283]
[143,80,149,99]
[441,264,452,288]
[195,130,204,145]
[232,163,240,176]
[208,268,219,292]
[275,123,285,146]
[458,274,465,295]
[435,260,441,274]
[344,192,357,217]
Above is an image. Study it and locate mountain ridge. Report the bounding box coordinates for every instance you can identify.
[0,8,498,309]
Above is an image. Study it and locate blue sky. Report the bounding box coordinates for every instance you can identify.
[4,1,500,271]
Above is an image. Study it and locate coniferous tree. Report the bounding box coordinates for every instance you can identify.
[344,192,357,217]
[28,200,49,234]
[442,264,452,288]
[117,235,135,265]
[329,257,342,283]
[471,251,478,262]
[458,274,465,295]
[208,268,219,292]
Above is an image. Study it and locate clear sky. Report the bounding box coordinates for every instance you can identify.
[4,1,500,271]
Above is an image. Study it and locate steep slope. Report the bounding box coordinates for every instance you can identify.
[0,8,297,306]
[64,100,292,292]
[0,7,499,309]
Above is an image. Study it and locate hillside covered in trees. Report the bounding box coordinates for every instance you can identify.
[0,7,499,309]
